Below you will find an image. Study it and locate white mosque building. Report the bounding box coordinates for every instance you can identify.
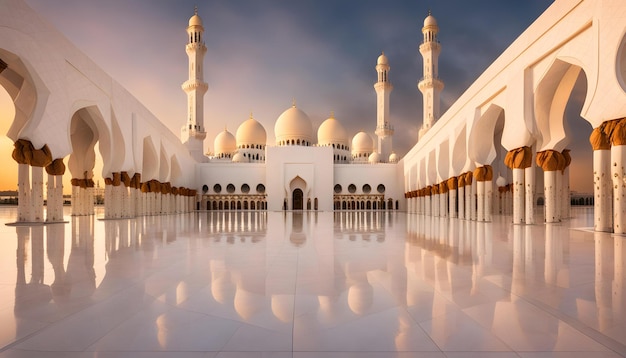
[189,10,443,212]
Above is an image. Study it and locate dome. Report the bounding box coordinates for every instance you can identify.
[236,115,267,147]
[496,175,507,187]
[377,52,389,65]
[274,105,314,145]
[351,131,374,153]
[424,13,438,27]
[189,15,203,27]
[232,152,249,163]
[214,129,236,156]
[368,152,380,164]
[317,113,348,146]
[389,152,398,163]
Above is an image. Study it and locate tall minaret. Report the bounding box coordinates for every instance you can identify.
[418,11,444,140]
[374,52,394,161]
[181,7,208,162]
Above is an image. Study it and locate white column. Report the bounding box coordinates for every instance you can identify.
[612,145,626,234]
[104,183,112,218]
[425,195,431,216]
[470,180,477,221]
[458,185,465,220]
[465,181,472,220]
[555,166,563,222]
[439,190,447,218]
[525,166,535,224]
[31,166,44,222]
[561,166,570,220]
[484,179,492,222]
[544,170,558,223]
[513,168,525,224]
[17,163,30,222]
[594,149,612,231]
[449,188,457,218]
[433,192,439,217]
[476,180,485,222]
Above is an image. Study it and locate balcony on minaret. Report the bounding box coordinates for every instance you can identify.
[375,123,394,137]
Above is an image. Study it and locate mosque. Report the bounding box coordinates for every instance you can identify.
[186,10,443,212]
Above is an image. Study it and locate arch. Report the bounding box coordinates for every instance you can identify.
[68,106,109,181]
[468,104,504,165]
[289,175,307,210]
[0,49,46,144]
[451,125,467,175]
[437,139,450,181]
[142,137,158,181]
[293,189,304,210]
[535,59,586,151]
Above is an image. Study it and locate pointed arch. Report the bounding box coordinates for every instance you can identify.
[468,104,504,165]
[142,137,158,180]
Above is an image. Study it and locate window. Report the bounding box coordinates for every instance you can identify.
[334,184,342,193]
[256,184,266,193]
[241,184,250,193]
[202,184,208,194]
[348,184,356,193]
[363,184,371,194]
[377,184,385,193]
[226,184,235,193]
[213,184,222,193]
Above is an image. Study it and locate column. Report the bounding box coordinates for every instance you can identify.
[458,176,465,220]
[45,159,65,222]
[505,146,532,224]
[464,172,472,221]
[536,150,564,223]
[525,163,535,224]
[447,177,458,218]
[104,178,113,218]
[439,182,448,218]
[591,125,612,231]
[425,186,432,216]
[561,149,571,220]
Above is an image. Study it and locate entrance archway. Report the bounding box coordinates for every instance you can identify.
[293,189,303,210]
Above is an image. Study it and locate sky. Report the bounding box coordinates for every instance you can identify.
[0,0,594,193]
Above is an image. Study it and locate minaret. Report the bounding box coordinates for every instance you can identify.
[374,52,394,161]
[181,7,208,162]
[418,11,444,140]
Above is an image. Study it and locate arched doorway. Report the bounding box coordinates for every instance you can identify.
[293,189,303,210]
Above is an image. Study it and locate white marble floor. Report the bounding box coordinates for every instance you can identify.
[0,206,624,357]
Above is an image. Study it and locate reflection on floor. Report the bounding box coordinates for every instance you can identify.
[0,206,624,357]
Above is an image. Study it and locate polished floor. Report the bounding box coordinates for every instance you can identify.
[0,206,624,357]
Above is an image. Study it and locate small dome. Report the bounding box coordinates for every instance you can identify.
[496,175,507,187]
[424,13,438,27]
[377,52,388,65]
[389,152,398,163]
[214,129,236,156]
[317,113,348,146]
[274,105,314,145]
[368,152,380,164]
[236,115,267,147]
[351,131,374,154]
[232,152,249,163]
[189,12,203,27]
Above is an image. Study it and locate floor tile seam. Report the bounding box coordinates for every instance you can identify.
[505,291,626,356]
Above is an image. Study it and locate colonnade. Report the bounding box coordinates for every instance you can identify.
[11,139,197,223]
[406,151,574,226]
[405,165,493,222]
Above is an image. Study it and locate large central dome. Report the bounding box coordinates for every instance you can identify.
[274,105,313,146]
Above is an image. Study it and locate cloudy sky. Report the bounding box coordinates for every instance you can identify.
[2,0,593,192]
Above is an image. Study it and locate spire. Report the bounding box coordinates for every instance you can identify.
[292,98,297,108]
[194,5,198,16]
